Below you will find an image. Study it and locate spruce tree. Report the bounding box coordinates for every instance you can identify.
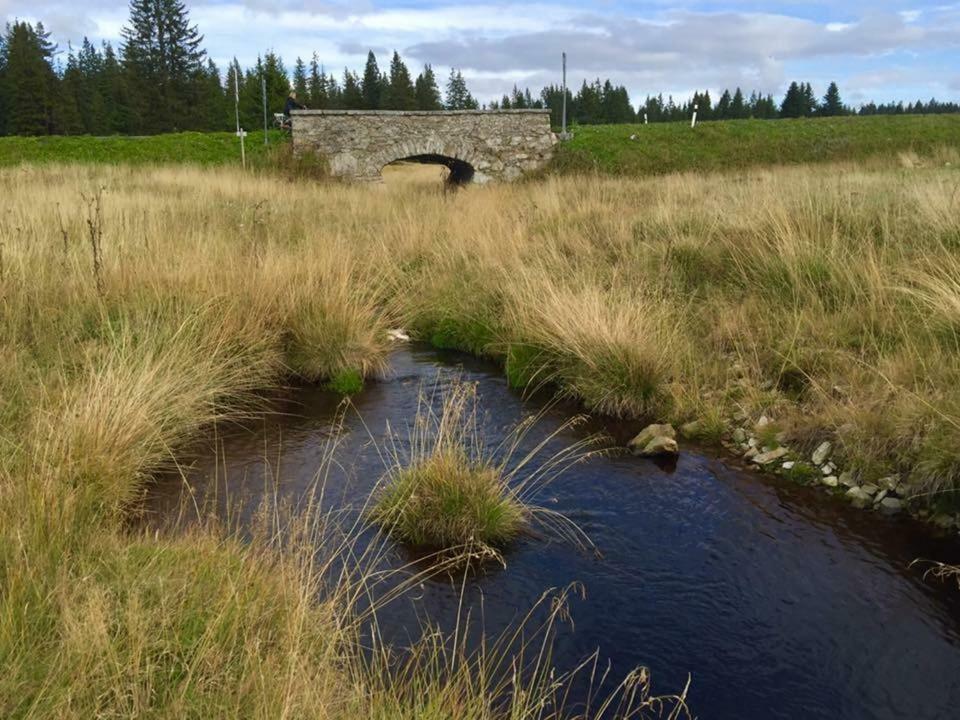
[444,69,477,110]
[360,51,383,109]
[57,46,85,134]
[100,42,133,133]
[801,82,818,116]
[200,59,228,130]
[293,57,308,101]
[3,21,59,135]
[821,81,844,117]
[414,64,442,110]
[342,68,363,109]
[77,38,108,134]
[308,54,328,108]
[260,51,289,118]
[716,89,732,120]
[121,0,206,132]
[731,88,745,119]
[0,31,7,134]
[384,51,415,110]
[780,81,801,118]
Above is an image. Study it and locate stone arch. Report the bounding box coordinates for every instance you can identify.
[291,109,556,184]
[368,137,485,185]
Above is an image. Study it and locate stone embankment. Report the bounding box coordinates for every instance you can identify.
[629,418,958,534]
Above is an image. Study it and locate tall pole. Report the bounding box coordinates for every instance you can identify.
[234,66,246,169]
[262,74,268,144]
[561,52,568,138]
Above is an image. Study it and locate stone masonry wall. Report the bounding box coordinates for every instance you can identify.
[291,110,557,183]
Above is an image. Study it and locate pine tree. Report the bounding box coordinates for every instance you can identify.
[731,88,745,119]
[199,59,228,130]
[384,51,415,110]
[260,51,289,118]
[801,82,818,117]
[308,54,328,108]
[444,69,476,110]
[821,81,844,117]
[0,31,7,135]
[121,0,206,132]
[292,57,308,101]
[3,21,59,135]
[57,46,85,134]
[360,51,383,109]
[342,68,363,109]
[575,80,603,124]
[716,89,732,120]
[100,42,133,133]
[780,81,802,118]
[77,38,108,134]
[414,64,442,110]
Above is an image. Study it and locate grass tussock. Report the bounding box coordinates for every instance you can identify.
[372,447,526,551]
[371,379,598,556]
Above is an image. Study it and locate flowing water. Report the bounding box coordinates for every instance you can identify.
[147,345,960,719]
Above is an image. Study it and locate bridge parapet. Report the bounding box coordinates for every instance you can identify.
[291,109,556,183]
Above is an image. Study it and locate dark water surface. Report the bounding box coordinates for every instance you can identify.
[148,345,960,719]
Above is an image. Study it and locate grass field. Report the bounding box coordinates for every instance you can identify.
[0,129,284,167]
[552,114,960,175]
[2,115,959,179]
[2,150,960,715]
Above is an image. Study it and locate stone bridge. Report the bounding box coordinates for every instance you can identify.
[291,109,556,184]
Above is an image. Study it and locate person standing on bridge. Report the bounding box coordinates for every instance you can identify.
[283,90,307,129]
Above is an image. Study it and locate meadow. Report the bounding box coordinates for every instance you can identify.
[3,114,960,178]
[553,114,960,175]
[2,150,959,715]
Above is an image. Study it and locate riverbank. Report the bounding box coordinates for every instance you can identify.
[2,160,958,714]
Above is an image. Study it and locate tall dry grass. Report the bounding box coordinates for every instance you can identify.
[1,156,958,715]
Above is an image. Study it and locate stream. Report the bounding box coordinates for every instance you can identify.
[147,344,960,719]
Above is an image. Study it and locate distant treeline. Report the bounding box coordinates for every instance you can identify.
[1,0,958,137]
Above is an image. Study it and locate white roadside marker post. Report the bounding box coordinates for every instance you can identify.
[691,103,699,129]
[233,66,246,169]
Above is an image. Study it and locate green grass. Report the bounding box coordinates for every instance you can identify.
[326,368,365,395]
[552,114,960,176]
[370,449,526,551]
[0,130,286,167]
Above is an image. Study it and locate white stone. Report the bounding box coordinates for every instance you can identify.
[879,498,904,515]
[753,447,790,466]
[812,441,833,466]
[822,475,839,488]
[846,487,871,509]
[878,476,900,493]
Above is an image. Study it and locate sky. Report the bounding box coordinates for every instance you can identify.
[3,0,959,107]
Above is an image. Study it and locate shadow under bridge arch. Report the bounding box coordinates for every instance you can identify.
[373,140,481,186]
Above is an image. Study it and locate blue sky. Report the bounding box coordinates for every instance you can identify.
[4,0,959,106]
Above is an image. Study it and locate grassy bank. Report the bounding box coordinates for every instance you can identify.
[552,114,960,175]
[0,130,285,167]
[3,158,959,714]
